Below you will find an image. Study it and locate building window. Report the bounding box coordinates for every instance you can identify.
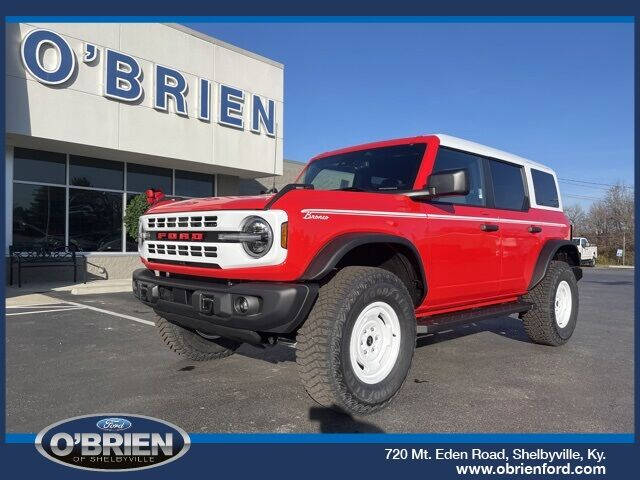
[127,163,173,194]
[69,189,123,252]
[175,170,215,197]
[70,155,124,190]
[125,193,145,252]
[14,147,66,184]
[11,148,216,253]
[13,183,66,249]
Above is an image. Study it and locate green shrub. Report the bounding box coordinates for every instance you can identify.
[124,194,148,240]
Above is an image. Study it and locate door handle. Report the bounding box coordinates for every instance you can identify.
[480,223,499,232]
[528,225,542,233]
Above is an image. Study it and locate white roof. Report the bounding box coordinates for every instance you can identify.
[435,134,552,172]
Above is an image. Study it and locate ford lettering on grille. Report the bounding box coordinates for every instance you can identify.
[155,232,204,241]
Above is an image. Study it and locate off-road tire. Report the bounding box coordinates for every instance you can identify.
[521,260,579,346]
[156,315,240,361]
[296,266,416,415]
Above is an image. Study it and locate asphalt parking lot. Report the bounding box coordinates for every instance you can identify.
[6,267,634,434]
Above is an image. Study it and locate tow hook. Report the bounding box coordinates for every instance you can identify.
[198,294,215,315]
[137,282,159,304]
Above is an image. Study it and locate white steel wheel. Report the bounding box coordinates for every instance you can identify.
[349,301,401,384]
[554,280,573,328]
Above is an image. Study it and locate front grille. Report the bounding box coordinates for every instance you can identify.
[147,215,218,229]
[142,209,287,269]
[147,243,217,258]
[144,212,223,266]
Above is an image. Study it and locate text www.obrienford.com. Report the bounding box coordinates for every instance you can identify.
[455,463,606,476]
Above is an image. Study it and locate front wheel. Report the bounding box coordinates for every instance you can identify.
[296,266,416,415]
[521,261,579,346]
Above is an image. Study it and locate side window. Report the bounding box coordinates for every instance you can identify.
[431,148,486,206]
[310,169,355,190]
[531,169,559,208]
[488,160,527,210]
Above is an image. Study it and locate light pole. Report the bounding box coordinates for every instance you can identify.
[620,221,626,266]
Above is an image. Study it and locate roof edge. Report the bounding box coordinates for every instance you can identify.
[164,23,284,69]
[435,133,548,170]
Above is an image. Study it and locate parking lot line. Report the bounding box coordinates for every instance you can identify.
[6,306,86,316]
[62,300,156,326]
[6,304,77,309]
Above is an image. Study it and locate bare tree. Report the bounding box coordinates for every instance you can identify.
[582,183,634,264]
[564,204,587,235]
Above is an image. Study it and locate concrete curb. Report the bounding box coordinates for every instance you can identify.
[69,280,132,296]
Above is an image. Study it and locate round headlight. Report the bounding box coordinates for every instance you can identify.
[137,218,145,253]
[241,216,273,258]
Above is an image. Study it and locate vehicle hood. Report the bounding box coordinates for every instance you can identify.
[147,195,274,214]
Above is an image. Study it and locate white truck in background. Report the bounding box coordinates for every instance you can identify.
[572,237,598,267]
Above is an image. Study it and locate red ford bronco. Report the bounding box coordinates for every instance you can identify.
[133,134,582,414]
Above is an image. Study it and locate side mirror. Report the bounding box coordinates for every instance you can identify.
[407,168,470,200]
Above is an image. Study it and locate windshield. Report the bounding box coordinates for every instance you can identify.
[303,143,426,192]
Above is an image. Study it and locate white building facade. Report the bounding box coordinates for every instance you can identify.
[5,23,285,280]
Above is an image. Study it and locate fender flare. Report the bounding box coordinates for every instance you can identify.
[528,239,582,290]
[301,233,427,293]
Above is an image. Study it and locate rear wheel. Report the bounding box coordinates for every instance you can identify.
[521,261,579,346]
[296,266,416,415]
[156,315,240,361]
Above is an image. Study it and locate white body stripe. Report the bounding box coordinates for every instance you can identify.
[425,214,566,228]
[300,209,427,218]
[301,209,565,228]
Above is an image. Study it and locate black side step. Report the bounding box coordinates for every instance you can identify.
[416,301,533,334]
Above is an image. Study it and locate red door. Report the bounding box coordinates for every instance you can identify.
[484,159,541,295]
[496,209,542,295]
[417,147,505,312]
[423,204,502,310]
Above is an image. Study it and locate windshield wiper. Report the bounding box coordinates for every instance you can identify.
[337,186,367,192]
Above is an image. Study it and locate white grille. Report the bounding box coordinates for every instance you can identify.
[141,209,288,269]
[147,215,217,229]
[147,243,218,259]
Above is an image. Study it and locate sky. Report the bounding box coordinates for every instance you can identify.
[186,21,634,208]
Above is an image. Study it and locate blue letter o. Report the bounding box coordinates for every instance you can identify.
[21,29,76,85]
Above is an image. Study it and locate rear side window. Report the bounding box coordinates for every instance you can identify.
[488,160,527,210]
[531,169,559,208]
[432,147,486,206]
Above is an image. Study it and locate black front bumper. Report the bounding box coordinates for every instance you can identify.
[132,268,318,343]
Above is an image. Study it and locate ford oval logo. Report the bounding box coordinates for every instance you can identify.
[96,417,132,431]
[35,413,190,472]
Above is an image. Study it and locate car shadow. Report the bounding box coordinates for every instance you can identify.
[581,280,632,286]
[235,343,296,363]
[416,315,532,348]
[308,406,385,433]
[234,315,532,365]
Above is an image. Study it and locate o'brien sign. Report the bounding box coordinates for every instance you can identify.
[20,28,276,137]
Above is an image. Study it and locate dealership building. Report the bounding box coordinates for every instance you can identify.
[5,23,302,281]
